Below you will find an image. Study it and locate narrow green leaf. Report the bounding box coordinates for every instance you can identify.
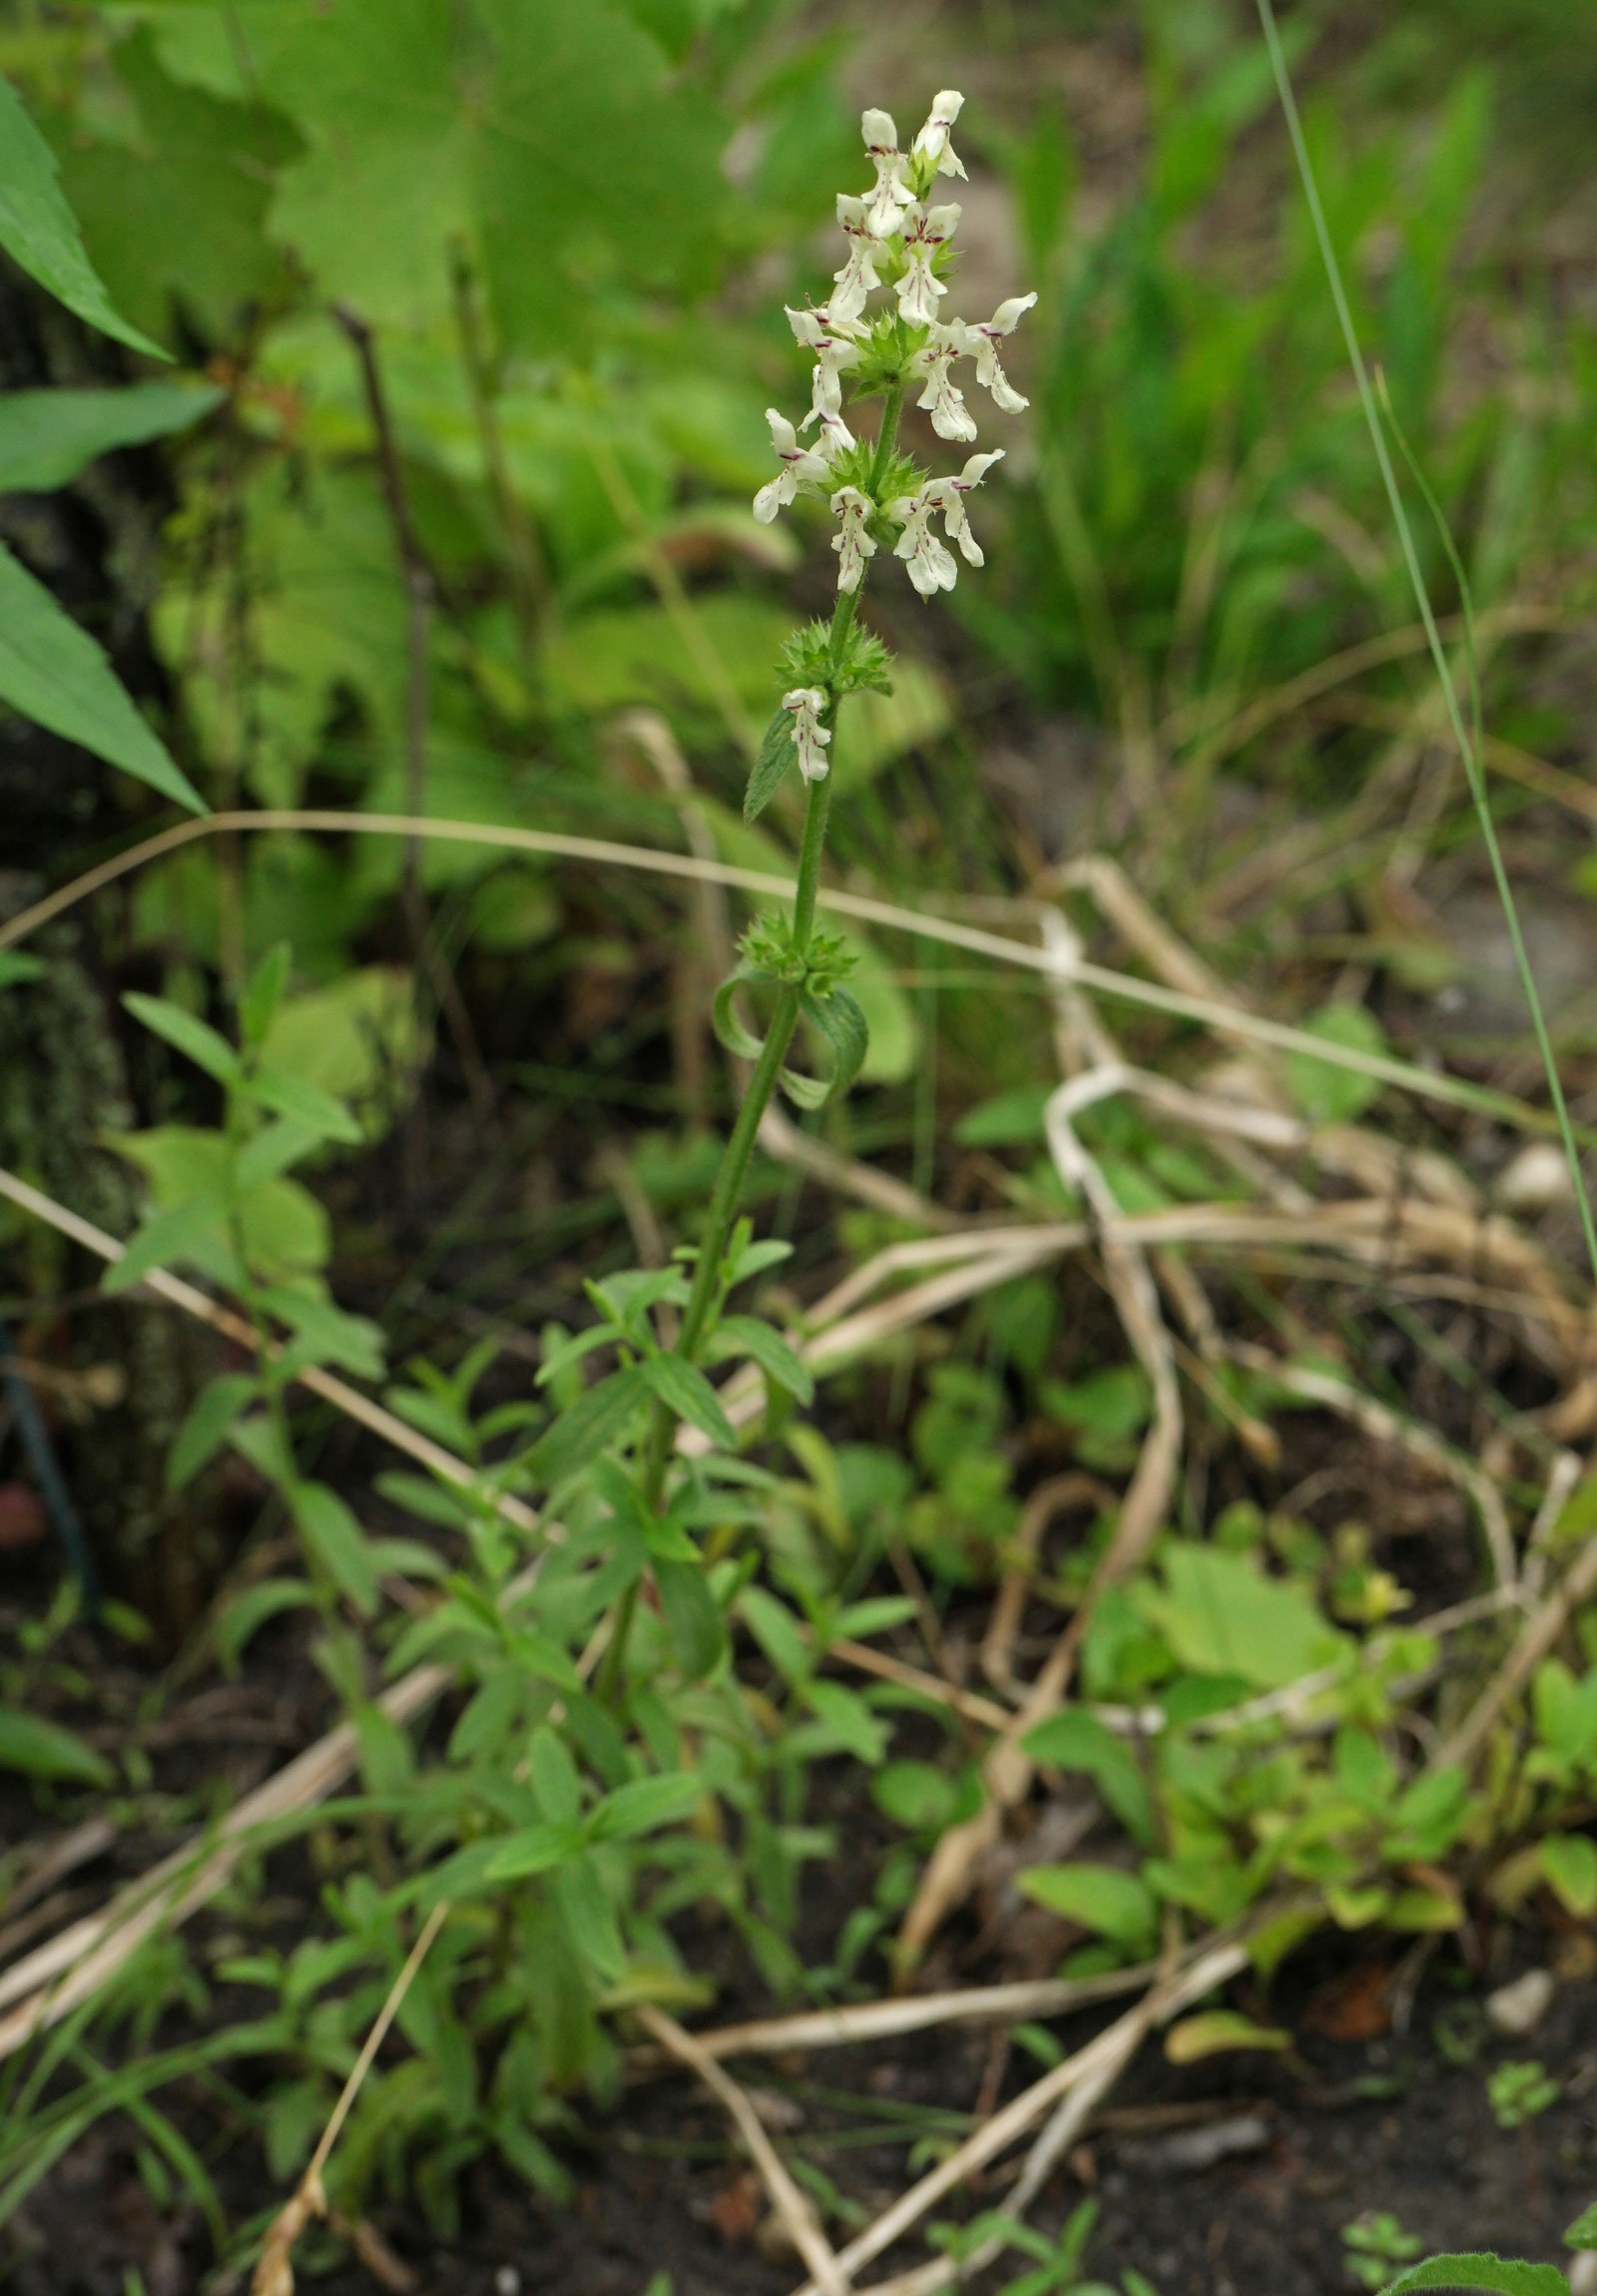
[656,1556,726,1680]
[0,380,222,493]
[589,1772,703,1841]
[215,1578,316,1675]
[743,707,796,822]
[787,983,868,1110]
[103,1197,224,1295]
[0,542,203,810]
[639,1353,737,1449]
[711,964,770,1063]
[246,1065,362,1144]
[528,1365,649,1487]
[168,1372,258,1491]
[0,1707,114,1789]
[708,1314,813,1406]
[484,1821,585,1881]
[1016,1862,1160,1950]
[289,1480,379,1615]
[0,75,167,356]
[123,992,239,1084]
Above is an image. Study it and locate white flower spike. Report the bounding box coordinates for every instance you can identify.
[860,108,914,239]
[753,408,835,524]
[895,202,960,327]
[912,91,968,182]
[829,486,877,594]
[783,687,832,783]
[755,93,1033,604]
[912,322,977,443]
[830,195,887,326]
[969,293,1038,413]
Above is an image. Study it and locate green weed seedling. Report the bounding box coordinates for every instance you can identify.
[1487,2061,1559,2133]
[931,2201,1159,2296]
[1342,2213,1424,2290]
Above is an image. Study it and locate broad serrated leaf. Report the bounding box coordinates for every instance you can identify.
[0,73,165,354]
[0,540,203,811]
[1380,2258,1569,2296]
[0,1707,114,1789]
[124,991,241,1084]
[639,1353,737,1449]
[168,1372,258,1491]
[0,381,224,494]
[744,707,796,823]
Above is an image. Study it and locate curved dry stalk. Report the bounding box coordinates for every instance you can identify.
[253,1901,450,2295]
[0,807,1577,1139]
[637,2005,851,2296]
[785,1936,1251,2296]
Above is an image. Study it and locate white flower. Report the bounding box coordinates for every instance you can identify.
[911,90,967,182]
[911,321,977,442]
[829,485,877,594]
[786,303,860,439]
[783,686,831,783]
[860,108,914,239]
[831,194,887,325]
[888,494,958,598]
[888,449,1004,595]
[925,448,1006,564]
[968,292,1037,413]
[753,407,835,523]
[895,202,960,327]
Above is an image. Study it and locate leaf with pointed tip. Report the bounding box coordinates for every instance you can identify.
[0,73,166,355]
[0,541,204,812]
[744,708,796,823]
[0,381,224,493]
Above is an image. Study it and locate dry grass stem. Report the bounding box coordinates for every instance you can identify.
[637,2004,851,2296]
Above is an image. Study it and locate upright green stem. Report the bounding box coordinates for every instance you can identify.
[601,384,903,1703]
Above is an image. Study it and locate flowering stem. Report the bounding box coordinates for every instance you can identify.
[606,398,908,1699]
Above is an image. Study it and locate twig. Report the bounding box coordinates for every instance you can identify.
[637,2003,851,2296]
[331,305,496,1135]
[252,1900,448,2295]
[630,1966,1156,2073]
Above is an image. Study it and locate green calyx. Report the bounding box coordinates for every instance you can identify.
[738,914,855,994]
[780,618,895,697]
[846,310,931,400]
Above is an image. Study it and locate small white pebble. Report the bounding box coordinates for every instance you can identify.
[495,2271,523,2296]
[1484,1967,1555,2038]
[1495,1143,1574,1214]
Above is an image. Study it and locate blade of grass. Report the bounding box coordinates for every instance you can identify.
[1254,0,1597,1288]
